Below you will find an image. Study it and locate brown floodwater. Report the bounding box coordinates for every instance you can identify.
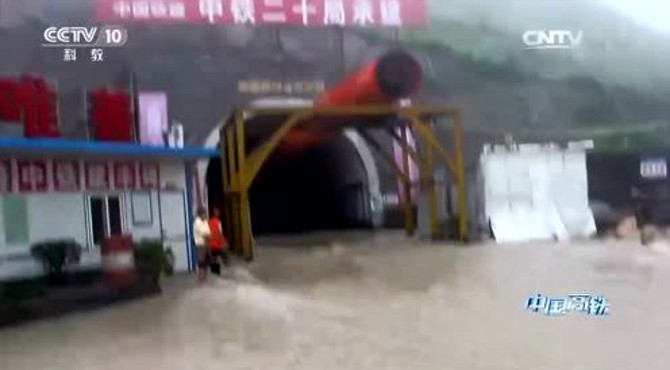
[1,232,669,370]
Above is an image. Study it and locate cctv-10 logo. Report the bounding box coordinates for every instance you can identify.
[42,26,128,47]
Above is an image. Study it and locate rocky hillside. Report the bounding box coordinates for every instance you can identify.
[0,0,669,149]
[386,0,670,147]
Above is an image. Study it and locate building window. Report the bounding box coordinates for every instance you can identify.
[89,197,106,246]
[108,197,122,235]
[87,195,124,246]
[2,195,29,246]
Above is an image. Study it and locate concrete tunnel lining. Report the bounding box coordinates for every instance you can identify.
[199,98,384,234]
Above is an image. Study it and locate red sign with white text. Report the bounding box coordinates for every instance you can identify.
[17,162,32,192]
[0,160,12,193]
[17,161,48,193]
[139,163,160,189]
[85,162,110,190]
[114,162,137,189]
[97,0,427,27]
[53,161,81,191]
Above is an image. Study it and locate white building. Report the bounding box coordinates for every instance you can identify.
[0,137,217,281]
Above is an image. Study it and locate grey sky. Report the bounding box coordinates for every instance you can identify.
[600,0,670,34]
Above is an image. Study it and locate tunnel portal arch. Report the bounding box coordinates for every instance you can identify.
[199,97,384,232]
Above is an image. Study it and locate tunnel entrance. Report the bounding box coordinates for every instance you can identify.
[206,134,373,236]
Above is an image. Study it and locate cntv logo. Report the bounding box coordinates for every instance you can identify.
[523,30,583,50]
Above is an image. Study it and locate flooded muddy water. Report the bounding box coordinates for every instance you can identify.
[2,232,670,370]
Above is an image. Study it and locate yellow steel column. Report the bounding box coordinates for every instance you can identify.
[226,125,241,255]
[387,127,422,167]
[423,139,438,238]
[220,128,228,192]
[406,112,466,242]
[219,127,232,248]
[400,125,415,236]
[405,115,456,175]
[244,112,311,189]
[235,111,253,261]
[230,196,241,255]
[453,111,468,242]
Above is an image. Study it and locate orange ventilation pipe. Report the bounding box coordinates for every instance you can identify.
[279,50,423,151]
[317,49,423,106]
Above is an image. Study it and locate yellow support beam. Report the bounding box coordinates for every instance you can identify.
[243,112,312,189]
[230,196,241,255]
[386,127,422,167]
[219,127,232,247]
[226,126,238,192]
[216,104,467,262]
[404,113,468,240]
[225,125,241,254]
[423,141,439,238]
[405,114,457,176]
[453,110,469,242]
[234,111,254,261]
[400,126,415,236]
[219,128,229,193]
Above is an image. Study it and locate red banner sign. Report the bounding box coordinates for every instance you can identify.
[17,161,48,193]
[139,163,160,189]
[85,162,110,190]
[97,0,427,27]
[53,161,81,191]
[114,162,137,189]
[0,160,12,193]
[0,160,166,192]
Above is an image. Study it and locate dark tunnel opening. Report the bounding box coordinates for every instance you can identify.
[206,135,373,236]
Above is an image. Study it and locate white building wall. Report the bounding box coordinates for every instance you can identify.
[125,191,161,240]
[0,194,89,281]
[0,160,191,281]
[28,194,88,245]
[0,197,5,248]
[160,160,187,189]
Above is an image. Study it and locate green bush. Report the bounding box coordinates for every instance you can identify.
[30,240,82,283]
[163,247,175,277]
[134,239,164,283]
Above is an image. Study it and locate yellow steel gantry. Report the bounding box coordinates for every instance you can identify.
[219,105,467,261]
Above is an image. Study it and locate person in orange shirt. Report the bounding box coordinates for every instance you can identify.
[208,207,229,275]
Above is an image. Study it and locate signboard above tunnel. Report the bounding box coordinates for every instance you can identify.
[97,0,428,27]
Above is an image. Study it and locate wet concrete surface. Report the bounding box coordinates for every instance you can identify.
[2,232,670,370]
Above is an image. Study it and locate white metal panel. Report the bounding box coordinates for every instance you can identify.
[28,194,88,247]
[0,194,92,281]
[485,150,555,242]
[125,190,161,240]
[531,151,568,241]
[0,196,6,248]
[489,207,554,243]
[483,153,512,217]
[160,191,189,272]
[482,144,596,244]
[482,153,503,219]
[0,255,41,281]
[551,151,596,238]
[0,251,103,282]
